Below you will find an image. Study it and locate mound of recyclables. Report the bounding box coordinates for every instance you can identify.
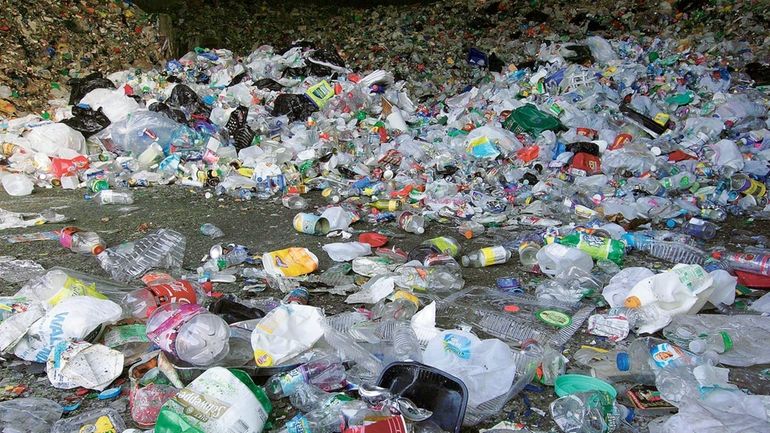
[1,31,770,433]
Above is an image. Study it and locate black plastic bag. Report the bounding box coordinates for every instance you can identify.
[227,71,250,87]
[165,84,211,120]
[61,106,110,137]
[148,101,188,124]
[68,72,115,105]
[307,46,347,76]
[254,78,284,91]
[225,106,256,150]
[272,93,318,122]
[746,63,770,86]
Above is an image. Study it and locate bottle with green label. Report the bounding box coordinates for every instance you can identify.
[556,232,625,265]
[461,246,512,267]
[502,104,564,136]
[421,236,461,257]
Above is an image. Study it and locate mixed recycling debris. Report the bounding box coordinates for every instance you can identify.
[2,0,770,432]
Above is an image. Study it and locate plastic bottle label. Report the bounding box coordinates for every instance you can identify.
[148,280,198,307]
[576,234,611,260]
[480,246,509,266]
[277,368,308,395]
[442,333,472,359]
[671,265,708,292]
[81,415,119,433]
[428,237,459,256]
[649,343,684,368]
[285,415,313,433]
[102,324,148,348]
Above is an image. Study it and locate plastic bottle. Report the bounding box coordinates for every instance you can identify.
[711,250,770,276]
[59,226,106,255]
[265,356,347,400]
[369,199,401,211]
[51,407,126,433]
[145,303,230,366]
[200,222,225,238]
[276,410,344,433]
[518,236,543,268]
[536,243,594,277]
[550,391,633,433]
[89,189,134,205]
[121,279,211,319]
[372,290,420,320]
[97,229,186,283]
[681,217,718,240]
[556,232,625,265]
[397,211,425,234]
[389,320,423,362]
[461,246,512,267]
[420,236,461,257]
[660,172,697,190]
[458,220,485,239]
[282,194,309,210]
[1,173,34,196]
[624,235,706,265]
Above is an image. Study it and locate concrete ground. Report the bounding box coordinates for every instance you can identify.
[1,186,769,432]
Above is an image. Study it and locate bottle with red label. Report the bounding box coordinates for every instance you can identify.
[121,278,212,319]
[712,249,770,276]
[58,226,106,255]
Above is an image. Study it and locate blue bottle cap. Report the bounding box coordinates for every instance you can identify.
[616,352,630,371]
[98,387,122,400]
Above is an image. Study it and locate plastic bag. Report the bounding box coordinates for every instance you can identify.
[323,242,372,262]
[165,84,211,120]
[423,329,517,407]
[0,397,62,433]
[262,247,319,277]
[225,105,255,149]
[272,93,318,121]
[79,88,140,123]
[46,341,124,390]
[250,304,325,366]
[25,122,86,156]
[61,105,111,138]
[67,72,115,105]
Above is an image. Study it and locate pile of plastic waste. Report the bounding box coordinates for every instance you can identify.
[2,3,770,432]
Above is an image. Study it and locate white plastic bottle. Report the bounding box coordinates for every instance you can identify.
[461,246,512,267]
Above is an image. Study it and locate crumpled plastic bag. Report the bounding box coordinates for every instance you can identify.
[649,392,770,433]
[25,122,86,156]
[46,341,124,390]
[79,87,140,123]
[250,304,324,367]
[68,72,115,105]
[61,105,111,138]
[272,93,318,121]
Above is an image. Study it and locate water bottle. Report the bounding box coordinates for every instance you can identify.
[461,246,512,267]
[420,236,461,257]
[458,220,485,239]
[121,278,210,319]
[389,320,422,362]
[661,171,697,190]
[288,384,353,412]
[282,193,309,209]
[145,303,230,366]
[199,223,224,238]
[550,391,634,433]
[699,207,727,222]
[59,226,106,255]
[711,249,770,276]
[372,290,420,320]
[265,356,347,400]
[625,236,706,265]
[98,229,186,282]
[518,236,543,268]
[681,217,718,240]
[397,211,425,234]
[88,189,134,205]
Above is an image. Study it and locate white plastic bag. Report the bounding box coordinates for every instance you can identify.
[25,123,86,156]
[323,242,372,262]
[250,304,324,367]
[79,88,139,123]
[423,330,517,407]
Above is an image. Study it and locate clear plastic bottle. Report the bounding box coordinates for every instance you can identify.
[265,356,347,400]
[282,194,309,209]
[681,217,718,240]
[660,172,697,191]
[389,320,423,362]
[289,383,353,412]
[200,223,224,238]
[458,220,485,239]
[550,391,634,433]
[398,211,425,234]
[628,237,706,265]
[472,310,551,344]
[145,303,230,366]
[518,237,542,268]
[711,249,770,276]
[97,229,186,282]
[59,226,106,255]
[121,278,210,319]
[461,246,512,267]
[89,189,134,205]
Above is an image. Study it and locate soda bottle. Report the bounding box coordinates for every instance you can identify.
[369,199,401,211]
[145,303,230,366]
[265,356,347,400]
[397,211,425,234]
[121,279,211,319]
[681,217,717,240]
[59,226,106,255]
[461,246,512,267]
[556,232,625,265]
[420,236,461,257]
[711,249,770,276]
[86,178,110,193]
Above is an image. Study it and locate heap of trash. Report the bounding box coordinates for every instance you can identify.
[1,3,770,433]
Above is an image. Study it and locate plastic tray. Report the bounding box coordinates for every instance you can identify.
[377,362,468,433]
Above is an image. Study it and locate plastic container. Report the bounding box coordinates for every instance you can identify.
[535,243,594,277]
[377,362,469,433]
[145,303,230,366]
[1,173,34,196]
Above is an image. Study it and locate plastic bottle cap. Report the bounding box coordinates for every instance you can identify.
[461,256,470,267]
[616,352,630,371]
[651,146,662,156]
[416,227,425,234]
[689,339,706,353]
[624,296,641,308]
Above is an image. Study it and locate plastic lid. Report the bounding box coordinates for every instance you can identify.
[624,296,641,309]
[536,309,572,328]
[554,374,617,398]
[689,339,706,354]
[616,352,630,371]
[416,227,425,234]
[461,256,470,267]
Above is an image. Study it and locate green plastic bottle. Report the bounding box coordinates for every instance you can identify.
[556,232,625,265]
[502,104,563,136]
